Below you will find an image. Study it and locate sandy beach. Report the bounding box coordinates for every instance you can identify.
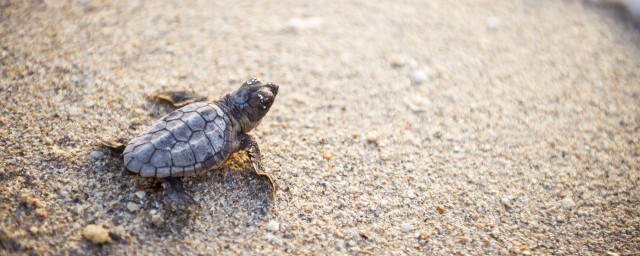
[1,0,639,255]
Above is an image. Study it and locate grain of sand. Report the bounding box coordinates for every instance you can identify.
[1,1,639,255]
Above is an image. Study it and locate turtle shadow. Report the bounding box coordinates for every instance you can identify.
[155,169,275,235]
[90,145,275,238]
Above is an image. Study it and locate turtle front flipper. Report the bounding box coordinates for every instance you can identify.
[162,177,198,212]
[151,91,208,108]
[238,134,277,198]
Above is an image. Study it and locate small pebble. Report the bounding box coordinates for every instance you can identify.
[127,202,140,212]
[151,214,164,225]
[390,55,407,68]
[34,208,48,218]
[412,70,427,85]
[263,233,275,240]
[130,118,142,126]
[20,195,44,209]
[487,16,500,31]
[67,106,81,116]
[405,189,416,199]
[303,205,313,213]
[135,191,146,199]
[322,152,334,160]
[418,231,430,241]
[606,251,621,256]
[561,197,575,209]
[89,151,104,160]
[366,132,380,144]
[405,94,431,112]
[82,225,111,244]
[266,220,279,232]
[401,223,413,233]
[70,75,81,83]
[436,205,446,214]
[283,17,324,33]
[413,67,435,86]
[109,226,126,241]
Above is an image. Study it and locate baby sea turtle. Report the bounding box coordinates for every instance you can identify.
[123,78,279,211]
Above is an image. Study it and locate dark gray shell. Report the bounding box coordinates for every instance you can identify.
[123,102,232,178]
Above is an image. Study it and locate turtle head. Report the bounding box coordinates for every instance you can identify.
[231,77,279,132]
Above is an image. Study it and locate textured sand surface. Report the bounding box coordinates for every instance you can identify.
[1,0,639,255]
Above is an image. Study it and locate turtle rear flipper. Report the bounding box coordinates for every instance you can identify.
[151,91,208,107]
[96,138,137,176]
[97,138,128,155]
[162,177,198,212]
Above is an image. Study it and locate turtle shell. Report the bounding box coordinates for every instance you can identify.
[123,102,233,178]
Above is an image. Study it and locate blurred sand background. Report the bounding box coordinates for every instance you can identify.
[1,0,639,255]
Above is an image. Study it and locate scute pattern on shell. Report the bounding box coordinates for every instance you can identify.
[123,102,230,178]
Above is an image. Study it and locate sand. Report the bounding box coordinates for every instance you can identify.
[1,0,639,255]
